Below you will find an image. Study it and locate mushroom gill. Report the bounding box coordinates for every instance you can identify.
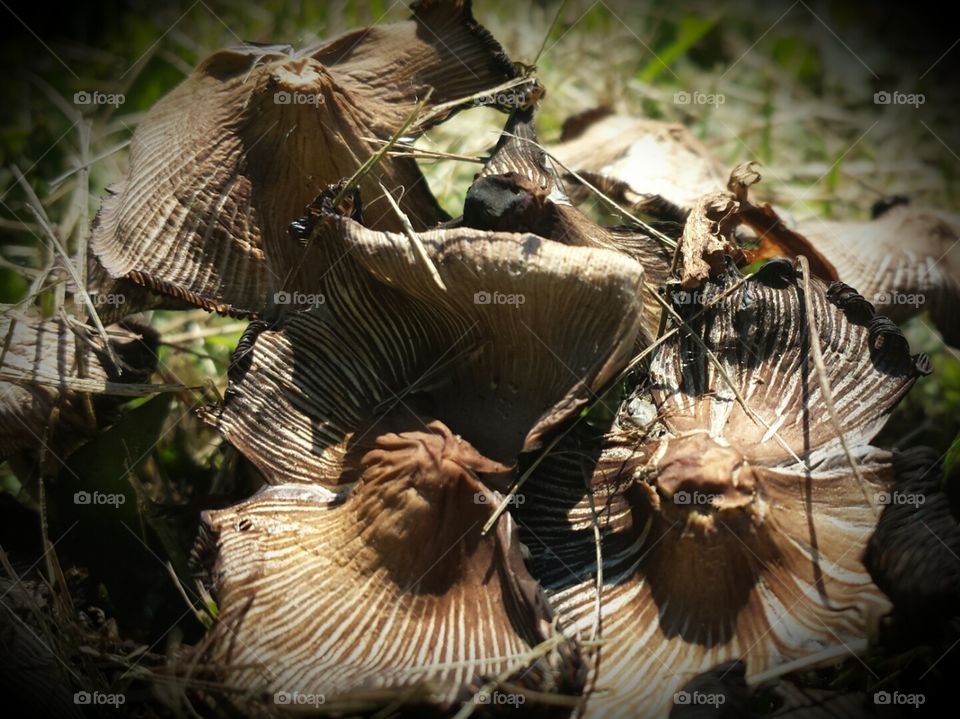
[0,313,158,468]
[794,203,960,347]
[191,421,583,712]
[91,0,520,317]
[203,196,647,485]
[514,262,929,719]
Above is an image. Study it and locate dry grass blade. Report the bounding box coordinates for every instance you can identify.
[377,181,447,291]
[796,255,878,516]
[0,368,192,396]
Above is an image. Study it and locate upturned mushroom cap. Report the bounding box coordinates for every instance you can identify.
[0,313,158,466]
[204,200,647,485]
[191,421,584,710]
[549,110,726,218]
[515,263,927,719]
[795,204,960,346]
[92,0,519,317]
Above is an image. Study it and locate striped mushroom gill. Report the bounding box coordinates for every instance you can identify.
[514,261,930,718]
[188,198,648,711]
[90,0,520,319]
[0,313,157,470]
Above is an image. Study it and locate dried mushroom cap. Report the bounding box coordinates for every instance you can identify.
[462,109,673,338]
[92,0,519,317]
[0,314,158,465]
[795,204,960,346]
[515,265,925,718]
[204,203,646,485]
[549,111,726,218]
[191,422,584,710]
[864,447,960,615]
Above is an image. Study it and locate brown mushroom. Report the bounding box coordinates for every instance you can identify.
[515,261,928,718]
[92,0,520,317]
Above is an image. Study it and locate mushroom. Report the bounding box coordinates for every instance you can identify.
[203,188,647,485]
[794,203,960,346]
[187,193,648,710]
[514,261,929,718]
[459,108,675,339]
[92,0,521,317]
[0,312,158,470]
[549,109,727,221]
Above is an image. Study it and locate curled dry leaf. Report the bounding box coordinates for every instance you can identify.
[92,0,519,317]
[203,197,647,485]
[515,262,928,718]
[0,313,158,468]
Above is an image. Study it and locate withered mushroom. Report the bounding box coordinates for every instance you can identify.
[549,109,726,221]
[515,261,929,719]
[188,195,649,710]
[795,204,960,346]
[92,0,521,317]
[0,313,158,470]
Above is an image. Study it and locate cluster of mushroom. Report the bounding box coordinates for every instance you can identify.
[62,1,957,717]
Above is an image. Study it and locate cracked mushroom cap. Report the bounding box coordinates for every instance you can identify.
[794,204,960,347]
[203,200,646,485]
[191,422,584,712]
[514,263,927,719]
[0,313,158,467]
[92,0,519,317]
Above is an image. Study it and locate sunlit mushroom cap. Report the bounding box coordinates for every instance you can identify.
[92,0,519,317]
[515,262,928,718]
[0,313,158,466]
[191,423,584,711]
[203,197,647,485]
[795,204,960,346]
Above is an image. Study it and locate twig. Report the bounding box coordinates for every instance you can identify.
[378,181,446,291]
